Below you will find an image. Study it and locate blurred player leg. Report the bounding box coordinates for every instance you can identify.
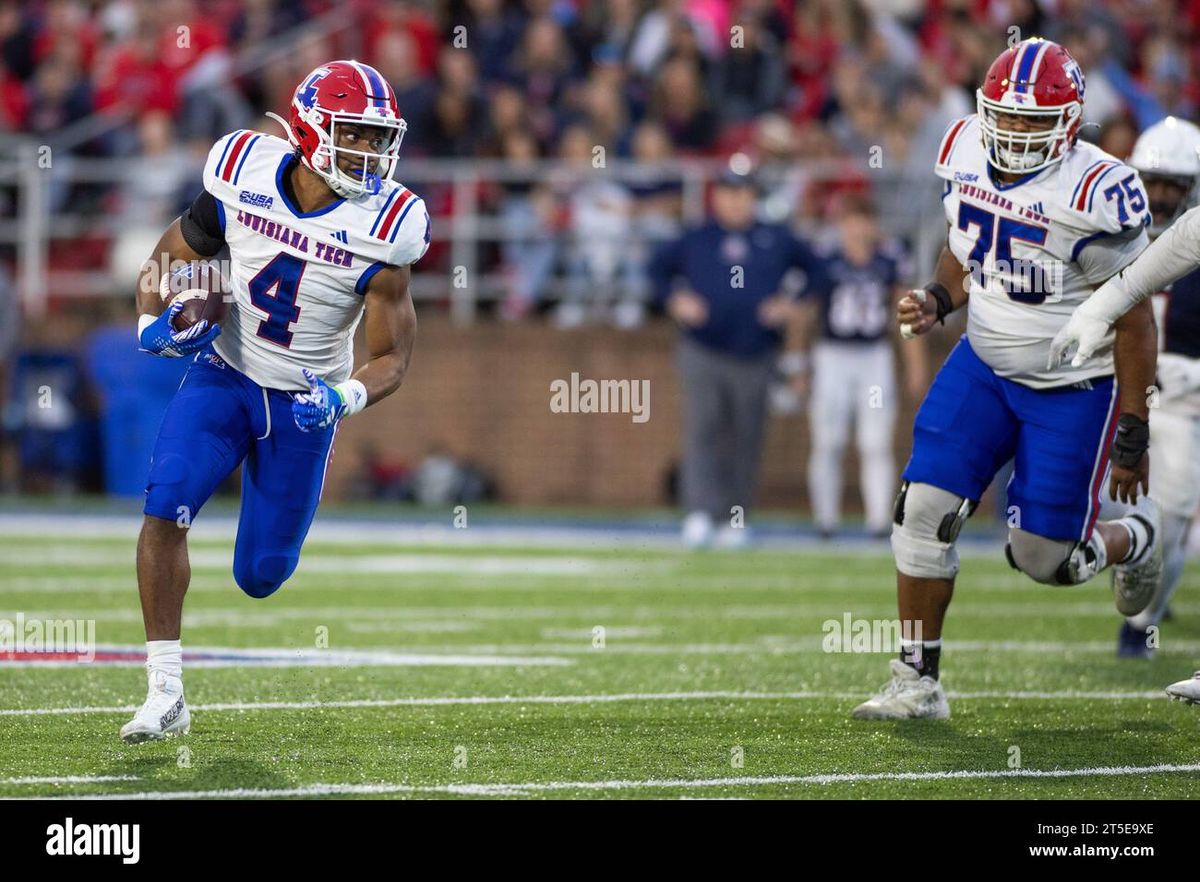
[123,354,254,742]
[232,389,337,597]
[855,341,898,537]
[807,342,854,538]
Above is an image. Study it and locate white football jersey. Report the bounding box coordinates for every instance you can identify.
[937,115,1150,388]
[201,130,430,391]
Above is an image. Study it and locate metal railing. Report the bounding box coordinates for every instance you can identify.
[0,152,948,322]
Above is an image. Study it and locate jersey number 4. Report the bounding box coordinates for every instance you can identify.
[957,203,1052,304]
[250,253,306,347]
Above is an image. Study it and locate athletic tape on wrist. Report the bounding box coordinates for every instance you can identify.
[334,379,368,417]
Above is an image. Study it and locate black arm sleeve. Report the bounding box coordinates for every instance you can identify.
[179,189,227,257]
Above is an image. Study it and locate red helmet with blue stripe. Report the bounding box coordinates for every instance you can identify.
[977,38,1085,175]
[271,60,406,198]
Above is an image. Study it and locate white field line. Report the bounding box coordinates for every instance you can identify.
[0,576,1050,597]
[0,688,1172,718]
[80,602,1200,622]
[0,512,988,554]
[540,627,664,638]
[5,565,1190,597]
[353,638,1200,654]
[6,624,1200,655]
[1,775,139,785]
[343,621,481,633]
[10,598,1193,626]
[27,763,1200,800]
[0,547,662,576]
[0,644,570,669]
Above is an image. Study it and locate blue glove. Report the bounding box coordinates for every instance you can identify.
[139,300,221,358]
[292,368,347,432]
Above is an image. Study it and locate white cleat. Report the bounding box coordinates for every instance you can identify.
[120,670,190,743]
[1166,671,1200,705]
[852,659,950,720]
[1111,498,1163,617]
[681,511,715,549]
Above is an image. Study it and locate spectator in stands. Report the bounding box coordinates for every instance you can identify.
[456,0,525,83]
[497,130,560,321]
[26,48,92,139]
[482,82,528,153]
[118,110,193,226]
[648,56,716,152]
[364,0,439,77]
[623,121,683,327]
[374,29,435,146]
[555,124,633,328]
[578,71,632,156]
[712,10,786,123]
[509,16,579,147]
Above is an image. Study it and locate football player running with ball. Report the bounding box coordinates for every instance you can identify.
[854,38,1163,721]
[122,61,428,742]
[1051,118,1200,704]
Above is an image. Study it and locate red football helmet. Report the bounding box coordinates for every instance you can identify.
[977,38,1085,175]
[269,60,406,198]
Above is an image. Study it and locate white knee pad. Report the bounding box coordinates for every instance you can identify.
[1006,527,1103,585]
[890,481,975,579]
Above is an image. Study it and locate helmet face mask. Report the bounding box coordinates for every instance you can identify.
[307,112,406,198]
[977,99,1078,175]
[1141,175,1194,234]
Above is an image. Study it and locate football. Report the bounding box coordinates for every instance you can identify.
[160,261,229,332]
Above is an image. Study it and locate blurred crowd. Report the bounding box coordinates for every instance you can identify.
[2,0,1200,323]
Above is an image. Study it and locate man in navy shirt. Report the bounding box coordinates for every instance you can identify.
[650,169,828,547]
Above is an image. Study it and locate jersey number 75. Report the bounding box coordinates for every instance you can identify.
[957,203,1053,305]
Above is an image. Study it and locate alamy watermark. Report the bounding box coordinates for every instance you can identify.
[822,614,923,655]
[549,372,650,423]
[0,614,96,662]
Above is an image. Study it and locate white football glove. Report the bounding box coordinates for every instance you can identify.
[1047,304,1112,370]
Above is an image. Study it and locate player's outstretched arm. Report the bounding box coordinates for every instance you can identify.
[898,244,969,338]
[1050,205,1200,368]
[292,265,417,432]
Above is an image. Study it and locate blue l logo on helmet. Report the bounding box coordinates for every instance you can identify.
[298,67,331,109]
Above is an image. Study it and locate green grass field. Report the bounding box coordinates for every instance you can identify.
[2,521,1199,800]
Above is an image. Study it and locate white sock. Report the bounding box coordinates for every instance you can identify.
[1117,516,1152,565]
[146,639,182,680]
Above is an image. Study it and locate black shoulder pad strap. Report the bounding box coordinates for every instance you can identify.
[180,189,226,257]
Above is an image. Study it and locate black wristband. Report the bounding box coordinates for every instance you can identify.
[924,282,954,324]
[1110,413,1150,470]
